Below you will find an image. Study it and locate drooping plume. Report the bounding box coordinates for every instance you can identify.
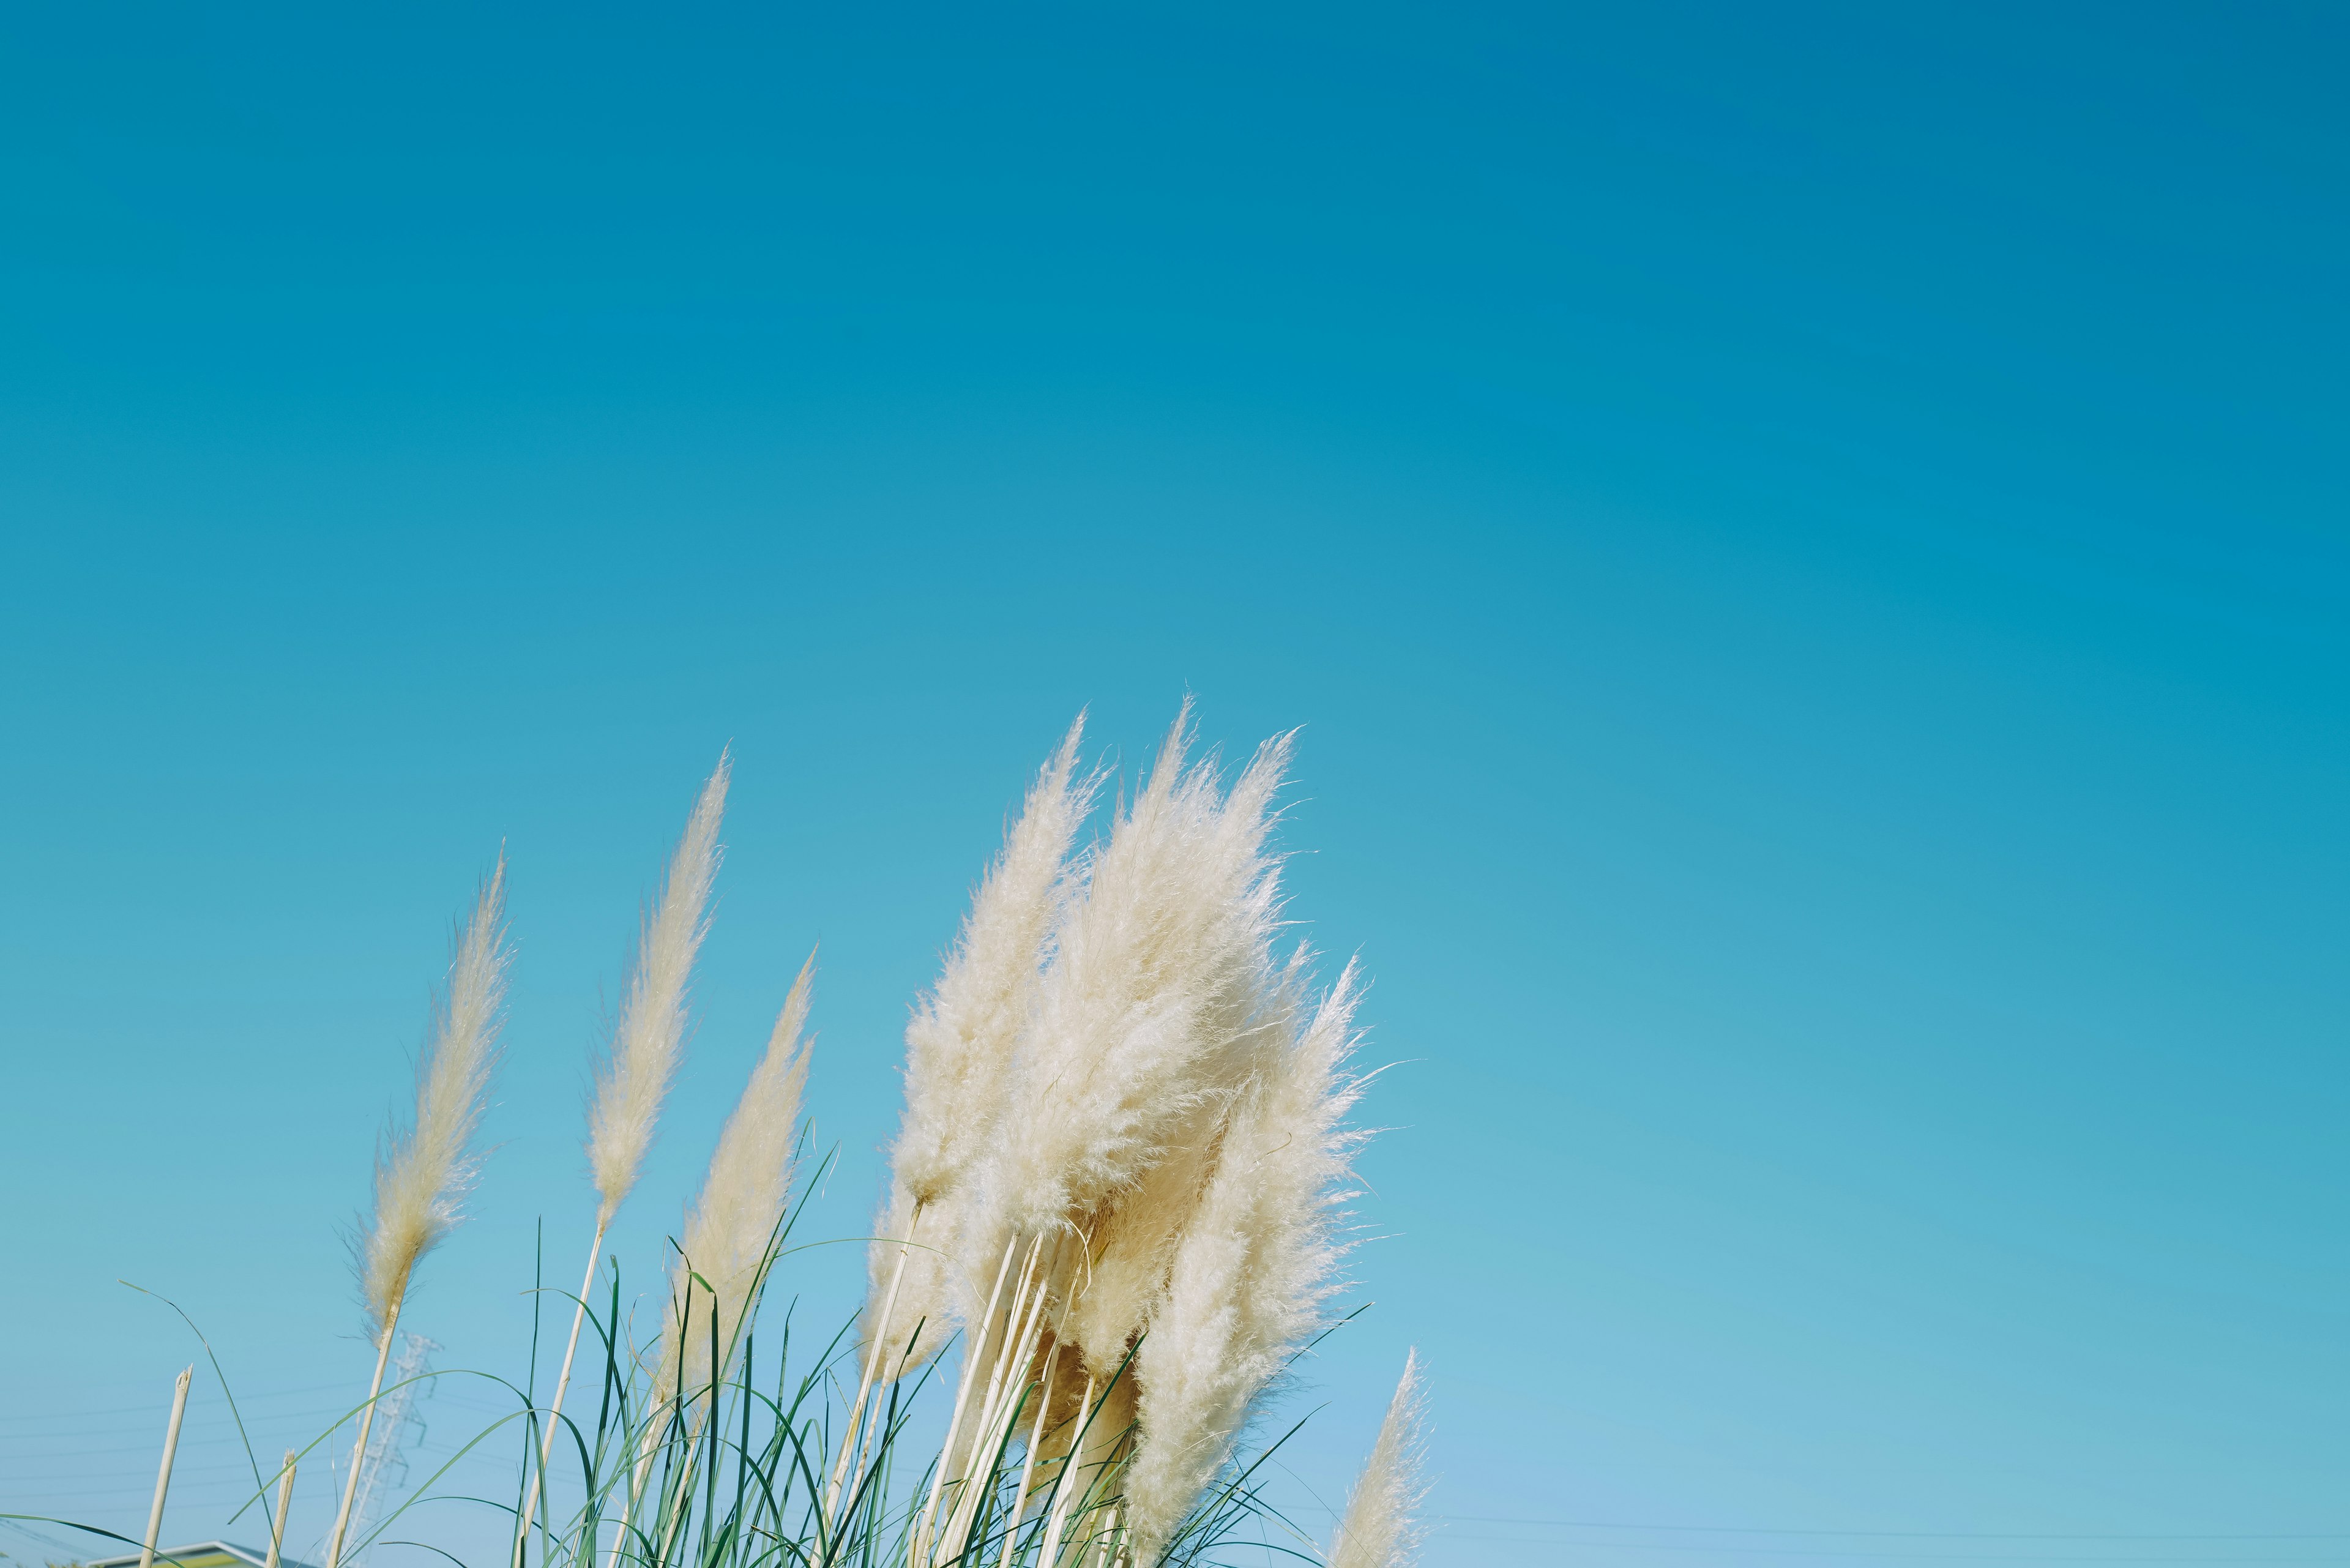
[588,756,728,1227]
[359,860,512,1336]
[1327,1351,1429,1568]
[1123,961,1367,1559]
[1062,948,1307,1381]
[660,955,816,1400]
[865,719,1094,1374]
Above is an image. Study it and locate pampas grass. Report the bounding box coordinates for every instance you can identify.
[890,716,1092,1210]
[1061,947,1307,1386]
[521,758,729,1563]
[42,712,1419,1568]
[329,861,512,1568]
[658,954,815,1402]
[895,711,1305,1568]
[589,756,729,1225]
[357,860,512,1334]
[1327,1352,1429,1568]
[1124,962,1367,1560]
[862,719,1095,1386]
[990,709,1291,1242]
[624,957,816,1562]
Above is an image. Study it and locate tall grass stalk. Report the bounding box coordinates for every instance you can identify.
[523,758,729,1565]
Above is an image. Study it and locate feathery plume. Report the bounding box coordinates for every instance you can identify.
[1058,1096,1227,1379]
[905,711,1298,1566]
[1123,961,1367,1559]
[893,716,1091,1205]
[660,955,816,1400]
[332,863,510,1568]
[984,707,1291,1247]
[1328,1351,1429,1568]
[359,860,512,1334]
[588,756,728,1227]
[865,718,1094,1375]
[1062,949,1305,1381]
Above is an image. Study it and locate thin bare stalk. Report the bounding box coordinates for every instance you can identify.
[963,1235,1043,1469]
[910,1234,1020,1568]
[264,1449,296,1568]
[137,1365,193,1568]
[941,1236,1058,1567]
[515,1221,609,1568]
[942,1241,1042,1559]
[826,1201,922,1524]
[1030,1375,1092,1568]
[326,1307,401,1568]
[1005,1256,1085,1566]
[1002,1338,1060,1564]
[1094,1505,1126,1568]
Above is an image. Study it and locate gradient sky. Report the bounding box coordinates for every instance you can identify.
[2,6,2344,1568]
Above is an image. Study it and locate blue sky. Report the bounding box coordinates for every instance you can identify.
[1,5,2344,1567]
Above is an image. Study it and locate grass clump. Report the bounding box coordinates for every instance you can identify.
[24,714,1429,1568]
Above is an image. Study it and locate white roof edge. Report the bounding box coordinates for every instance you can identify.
[86,1542,308,1568]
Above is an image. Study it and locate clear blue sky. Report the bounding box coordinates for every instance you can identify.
[2,6,2343,1567]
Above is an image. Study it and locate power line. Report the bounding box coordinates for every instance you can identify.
[0,1384,351,1427]
[1435,1536,2348,1563]
[1439,1521,2350,1543]
[0,1414,354,1460]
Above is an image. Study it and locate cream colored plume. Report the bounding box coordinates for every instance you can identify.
[1328,1350,1429,1568]
[984,707,1292,1249]
[1062,947,1307,1381]
[588,756,728,1227]
[864,719,1094,1375]
[1123,961,1367,1559]
[892,716,1092,1205]
[359,861,512,1335]
[1058,1093,1227,1380]
[658,955,815,1400]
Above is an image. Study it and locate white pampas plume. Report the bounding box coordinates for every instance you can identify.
[863,718,1094,1376]
[1058,1094,1226,1379]
[658,955,816,1400]
[588,755,728,1227]
[1327,1351,1429,1568]
[331,861,511,1568]
[987,707,1291,1245]
[359,859,512,1334]
[894,716,1092,1206]
[1062,949,1305,1381]
[1123,960,1367,1561]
